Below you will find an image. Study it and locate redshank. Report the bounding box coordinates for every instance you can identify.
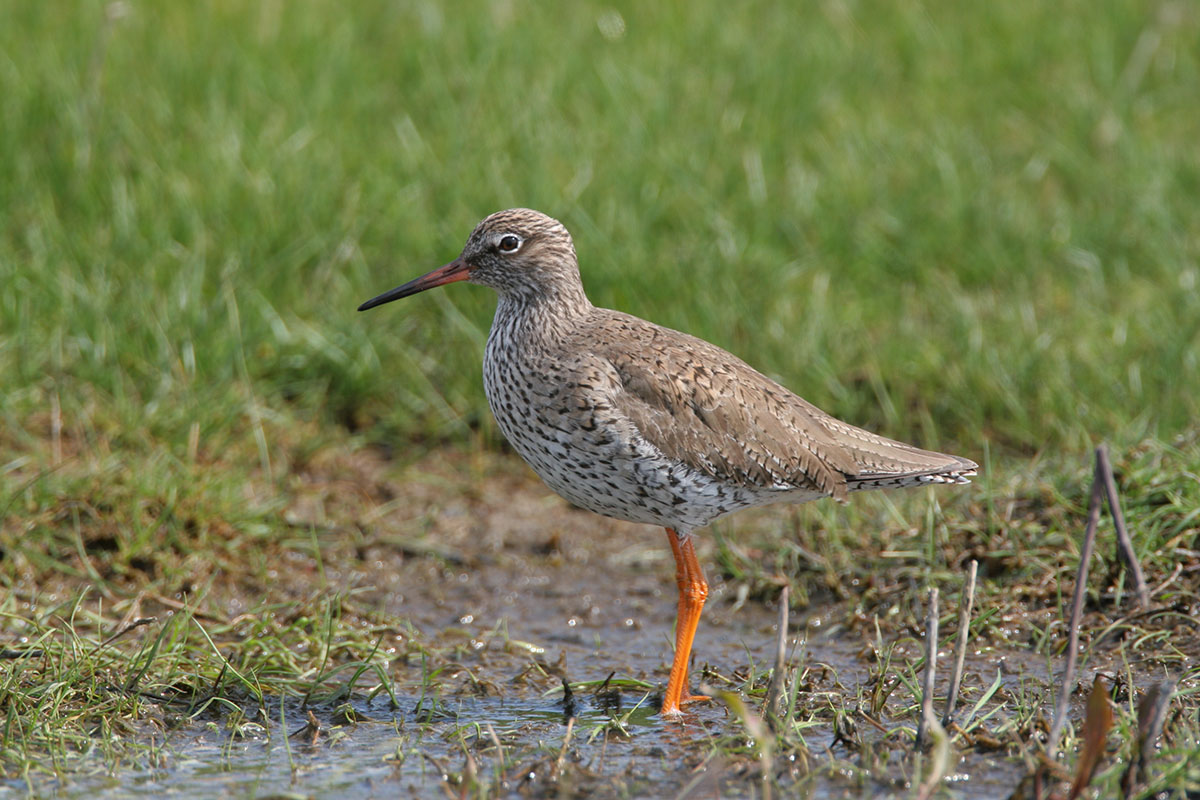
[359,209,976,716]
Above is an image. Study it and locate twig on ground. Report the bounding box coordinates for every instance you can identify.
[1095,445,1150,609]
[1149,562,1183,598]
[146,591,229,624]
[1046,455,1104,762]
[289,709,323,745]
[942,559,977,728]
[96,616,157,650]
[1119,681,1175,798]
[0,649,45,659]
[765,585,789,722]
[1066,676,1113,800]
[916,587,939,750]
[915,714,952,800]
[486,722,506,783]
[554,716,576,779]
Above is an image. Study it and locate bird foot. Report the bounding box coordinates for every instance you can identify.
[661,692,713,716]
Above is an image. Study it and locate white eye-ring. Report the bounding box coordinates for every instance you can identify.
[497,234,522,253]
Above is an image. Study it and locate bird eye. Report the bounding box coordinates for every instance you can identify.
[498,234,521,253]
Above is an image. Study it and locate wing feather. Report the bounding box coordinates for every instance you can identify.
[569,311,974,501]
[582,313,856,500]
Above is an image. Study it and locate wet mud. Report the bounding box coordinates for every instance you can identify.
[20,447,1074,797]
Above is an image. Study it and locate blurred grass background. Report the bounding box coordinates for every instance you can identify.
[1,0,1197,466]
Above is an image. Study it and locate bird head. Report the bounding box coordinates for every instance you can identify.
[358,208,580,311]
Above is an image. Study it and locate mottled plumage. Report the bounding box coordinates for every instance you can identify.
[359,208,977,716]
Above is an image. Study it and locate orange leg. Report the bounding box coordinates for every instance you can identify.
[661,527,711,715]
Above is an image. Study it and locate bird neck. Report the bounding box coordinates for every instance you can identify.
[491,280,593,344]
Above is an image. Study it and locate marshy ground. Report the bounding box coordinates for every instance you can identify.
[3,423,1198,797]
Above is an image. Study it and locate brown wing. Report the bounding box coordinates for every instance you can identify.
[579,312,859,500]
[817,415,979,483]
[577,310,974,500]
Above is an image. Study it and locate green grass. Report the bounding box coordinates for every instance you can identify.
[2,1,1198,452]
[2,0,1200,797]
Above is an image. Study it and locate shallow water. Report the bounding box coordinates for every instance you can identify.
[16,588,1039,799]
[10,456,1045,798]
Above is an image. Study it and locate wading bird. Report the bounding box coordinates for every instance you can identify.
[359,209,976,715]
